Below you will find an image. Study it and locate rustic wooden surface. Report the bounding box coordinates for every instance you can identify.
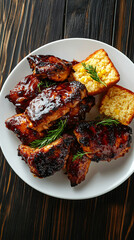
[0,0,134,239]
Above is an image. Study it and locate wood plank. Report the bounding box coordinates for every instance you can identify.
[0,0,66,239]
[120,175,134,240]
[113,0,134,60]
[126,1,134,62]
[0,0,66,86]
[64,0,116,44]
[0,0,134,240]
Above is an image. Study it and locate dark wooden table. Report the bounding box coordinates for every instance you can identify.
[0,0,134,239]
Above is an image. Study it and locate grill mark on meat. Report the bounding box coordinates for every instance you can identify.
[27,55,72,81]
[25,81,88,130]
[18,134,74,178]
[5,92,94,145]
[5,75,41,113]
[66,140,91,186]
[74,121,132,162]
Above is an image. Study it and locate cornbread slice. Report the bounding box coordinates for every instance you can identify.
[100,85,134,125]
[72,49,120,95]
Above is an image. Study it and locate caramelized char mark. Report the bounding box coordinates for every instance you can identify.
[55,95,95,128]
[5,113,45,145]
[25,81,88,131]
[5,94,94,145]
[18,134,74,178]
[5,75,41,113]
[74,121,132,162]
[27,55,72,81]
[66,141,91,186]
[5,81,90,144]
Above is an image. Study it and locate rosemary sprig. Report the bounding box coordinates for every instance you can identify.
[82,63,107,87]
[30,119,67,149]
[72,151,91,162]
[96,118,120,126]
[37,80,56,92]
[37,81,45,92]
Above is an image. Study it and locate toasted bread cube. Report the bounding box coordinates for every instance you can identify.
[72,49,120,95]
[100,85,134,125]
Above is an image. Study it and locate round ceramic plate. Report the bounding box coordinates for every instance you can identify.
[0,38,134,200]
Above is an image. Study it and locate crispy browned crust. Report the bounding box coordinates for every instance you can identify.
[18,145,34,163]
[73,49,119,75]
[73,49,120,95]
[74,121,132,162]
[59,95,95,127]
[25,81,88,131]
[18,134,74,178]
[85,81,119,96]
[27,55,72,81]
[66,142,91,187]
[5,75,41,113]
[5,94,94,145]
[99,85,134,125]
[5,113,45,145]
[71,79,119,96]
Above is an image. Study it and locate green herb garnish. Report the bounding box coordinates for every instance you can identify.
[37,81,45,92]
[37,80,56,92]
[82,63,107,87]
[96,118,120,126]
[72,151,91,162]
[30,119,67,149]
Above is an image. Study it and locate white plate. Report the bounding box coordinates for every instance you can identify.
[0,38,134,200]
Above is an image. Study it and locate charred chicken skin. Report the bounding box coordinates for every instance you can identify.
[5,113,45,145]
[56,95,95,128]
[66,141,91,186]
[18,134,74,178]
[5,75,41,113]
[5,81,93,144]
[27,55,72,81]
[5,95,94,144]
[74,121,132,162]
[24,81,88,131]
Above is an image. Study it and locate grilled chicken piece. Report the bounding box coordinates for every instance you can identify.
[18,144,34,163]
[5,94,94,145]
[25,81,88,132]
[5,75,41,113]
[18,134,74,178]
[74,121,132,162]
[5,113,45,145]
[66,141,91,186]
[27,55,72,81]
[56,95,95,128]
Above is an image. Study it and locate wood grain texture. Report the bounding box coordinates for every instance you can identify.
[113,0,134,61]
[64,0,116,43]
[0,0,134,239]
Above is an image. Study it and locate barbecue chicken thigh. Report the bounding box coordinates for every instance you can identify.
[55,95,95,128]
[5,95,94,145]
[74,121,132,162]
[18,134,74,177]
[25,81,88,131]
[5,75,41,113]
[5,113,45,145]
[27,55,72,81]
[5,81,95,144]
